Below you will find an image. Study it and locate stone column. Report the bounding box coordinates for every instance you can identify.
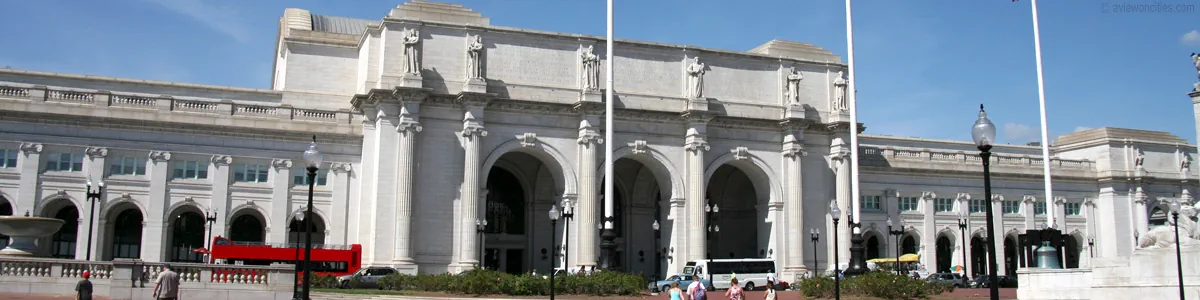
[684,119,710,262]
[576,117,602,268]
[1023,196,1037,230]
[393,92,424,268]
[1053,197,1067,231]
[329,163,352,245]
[884,189,899,257]
[991,194,1005,275]
[456,98,488,270]
[782,126,807,278]
[15,143,43,215]
[667,197,686,274]
[79,147,108,260]
[920,191,935,271]
[143,151,171,262]
[210,156,233,242]
[269,159,293,244]
[1132,187,1148,236]
[828,138,851,271]
[1190,92,1200,162]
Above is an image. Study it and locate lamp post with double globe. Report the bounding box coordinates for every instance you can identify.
[300,136,323,300]
[1168,199,1185,299]
[971,105,1000,300]
[291,210,304,299]
[84,177,105,261]
[549,205,560,300]
[887,217,905,275]
[830,201,842,300]
[957,209,970,284]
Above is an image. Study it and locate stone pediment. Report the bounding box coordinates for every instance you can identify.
[747,40,841,63]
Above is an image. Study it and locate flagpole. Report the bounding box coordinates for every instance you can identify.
[845,0,861,232]
[601,0,616,269]
[1030,0,1056,228]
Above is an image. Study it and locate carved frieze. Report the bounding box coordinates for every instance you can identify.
[149,151,172,162]
[84,147,109,158]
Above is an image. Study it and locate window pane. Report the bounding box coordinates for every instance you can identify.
[198,166,208,179]
[136,164,146,175]
[257,168,268,182]
[317,175,327,186]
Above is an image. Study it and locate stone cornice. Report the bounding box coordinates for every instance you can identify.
[821,121,866,135]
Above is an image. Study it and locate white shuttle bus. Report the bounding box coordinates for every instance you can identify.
[681,259,776,290]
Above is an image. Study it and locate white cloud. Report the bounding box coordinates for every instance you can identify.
[1074,126,1093,132]
[137,0,251,43]
[1002,123,1039,144]
[1183,30,1200,47]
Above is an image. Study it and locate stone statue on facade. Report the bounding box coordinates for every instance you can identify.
[1191,52,1200,91]
[832,71,848,112]
[1137,203,1200,249]
[580,45,600,91]
[685,56,706,99]
[786,66,804,104]
[466,34,484,79]
[1135,149,1145,168]
[402,28,421,74]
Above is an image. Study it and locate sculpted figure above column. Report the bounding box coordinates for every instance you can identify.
[466,34,484,80]
[685,57,706,99]
[402,28,421,75]
[832,71,848,112]
[786,66,804,105]
[580,45,600,91]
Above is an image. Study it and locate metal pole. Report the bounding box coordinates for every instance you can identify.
[894,234,900,275]
[833,219,840,300]
[86,194,97,261]
[960,219,969,282]
[302,166,317,300]
[565,216,571,271]
[1028,0,1056,228]
[980,146,1000,300]
[550,218,557,300]
[293,218,301,299]
[599,0,617,271]
[1172,212,1185,299]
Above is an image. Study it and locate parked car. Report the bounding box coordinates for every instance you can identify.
[969,275,1018,288]
[337,266,400,289]
[649,275,713,293]
[924,273,964,287]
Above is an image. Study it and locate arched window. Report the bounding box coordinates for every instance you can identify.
[169,212,205,262]
[485,168,525,235]
[111,210,143,259]
[865,235,880,259]
[0,200,12,247]
[901,235,917,255]
[229,214,265,243]
[51,207,79,259]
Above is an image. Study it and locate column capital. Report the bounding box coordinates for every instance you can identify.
[19,142,43,154]
[577,131,602,146]
[210,155,233,166]
[921,191,937,201]
[782,145,806,157]
[955,192,972,202]
[1082,197,1095,207]
[397,119,423,133]
[271,159,293,170]
[685,139,709,153]
[1053,196,1067,205]
[149,151,172,162]
[883,189,898,197]
[85,147,109,158]
[991,194,1005,203]
[330,163,353,174]
[1022,195,1038,204]
[462,124,488,139]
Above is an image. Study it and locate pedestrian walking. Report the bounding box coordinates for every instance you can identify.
[75,271,93,300]
[153,264,181,300]
[686,275,707,300]
[667,281,683,300]
[724,278,743,300]
[763,281,776,300]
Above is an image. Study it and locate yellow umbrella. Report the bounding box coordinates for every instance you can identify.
[866,254,920,263]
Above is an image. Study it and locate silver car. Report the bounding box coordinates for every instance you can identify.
[924,272,964,288]
[337,266,399,289]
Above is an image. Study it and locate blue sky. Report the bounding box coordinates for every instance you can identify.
[2,0,1198,145]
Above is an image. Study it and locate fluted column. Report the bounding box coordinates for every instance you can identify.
[829,138,851,269]
[143,151,172,262]
[1132,187,1148,236]
[782,126,807,278]
[684,119,710,262]
[576,117,602,268]
[991,194,1005,275]
[15,143,43,215]
[457,103,488,270]
[667,197,686,274]
[394,100,422,265]
[920,192,936,271]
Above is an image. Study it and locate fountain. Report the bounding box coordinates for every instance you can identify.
[0,213,65,257]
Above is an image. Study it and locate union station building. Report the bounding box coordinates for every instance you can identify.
[0,1,1196,283]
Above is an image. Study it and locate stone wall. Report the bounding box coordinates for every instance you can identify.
[0,257,295,300]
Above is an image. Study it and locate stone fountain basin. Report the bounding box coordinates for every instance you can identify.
[0,216,65,237]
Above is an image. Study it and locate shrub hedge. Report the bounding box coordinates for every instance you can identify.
[322,269,646,296]
[797,271,954,300]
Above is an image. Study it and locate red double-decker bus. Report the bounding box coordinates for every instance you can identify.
[208,236,363,277]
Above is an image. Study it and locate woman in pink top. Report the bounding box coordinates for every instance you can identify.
[725,278,744,300]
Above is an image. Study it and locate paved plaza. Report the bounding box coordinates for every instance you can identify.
[0,288,1019,300]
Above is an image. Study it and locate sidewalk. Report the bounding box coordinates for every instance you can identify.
[0,293,110,300]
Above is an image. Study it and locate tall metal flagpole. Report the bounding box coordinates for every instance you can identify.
[1030,0,1056,228]
[845,0,860,235]
[600,0,617,270]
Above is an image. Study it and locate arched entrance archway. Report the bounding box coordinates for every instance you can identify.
[901,235,917,255]
[970,235,988,276]
[936,234,952,273]
[597,156,673,277]
[107,207,143,260]
[483,150,565,275]
[168,211,205,262]
[865,235,880,260]
[706,164,766,259]
[49,204,80,258]
[1064,235,1080,269]
[0,197,11,247]
[229,210,266,243]
[1004,236,1018,275]
[288,212,327,246]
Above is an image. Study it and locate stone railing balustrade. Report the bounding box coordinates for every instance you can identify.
[860,145,1094,172]
[0,257,295,300]
[0,84,354,126]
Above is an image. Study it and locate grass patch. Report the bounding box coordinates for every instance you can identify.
[313,288,413,295]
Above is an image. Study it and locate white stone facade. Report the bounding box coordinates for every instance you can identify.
[0,1,1197,284]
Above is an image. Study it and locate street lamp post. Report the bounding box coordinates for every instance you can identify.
[957,210,970,283]
[830,201,842,300]
[476,219,488,268]
[810,229,820,273]
[1087,237,1095,258]
[291,210,304,300]
[705,202,719,258]
[971,104,1000,300]
[652,219,661,280]
[204,210,217,263]
[845,211,869,276]
[549,205,560,300]
[561,201,574,272]
[1168,199,1185,300]
[887,217,905,275]
[300,136,323,300]
[84,177,104,261]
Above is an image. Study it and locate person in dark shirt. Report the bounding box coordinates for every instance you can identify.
[75,271,93,300]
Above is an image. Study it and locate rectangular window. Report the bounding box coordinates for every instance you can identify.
[293,167,329,186]
[234,163,269,183]
[172,160,208,180]
[898,197,919,212]
[934,198,954,213]
[864,194,883,211]
[45,152,83,172]
[108,156,146,176]
[970,199,988,213]
[1064,202,1082,216]
[0,148,17,168]
[1002,200,1021,214]
[1034,200,1047,215]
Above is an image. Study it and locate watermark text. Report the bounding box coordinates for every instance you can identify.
[1101,2,1195,14]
